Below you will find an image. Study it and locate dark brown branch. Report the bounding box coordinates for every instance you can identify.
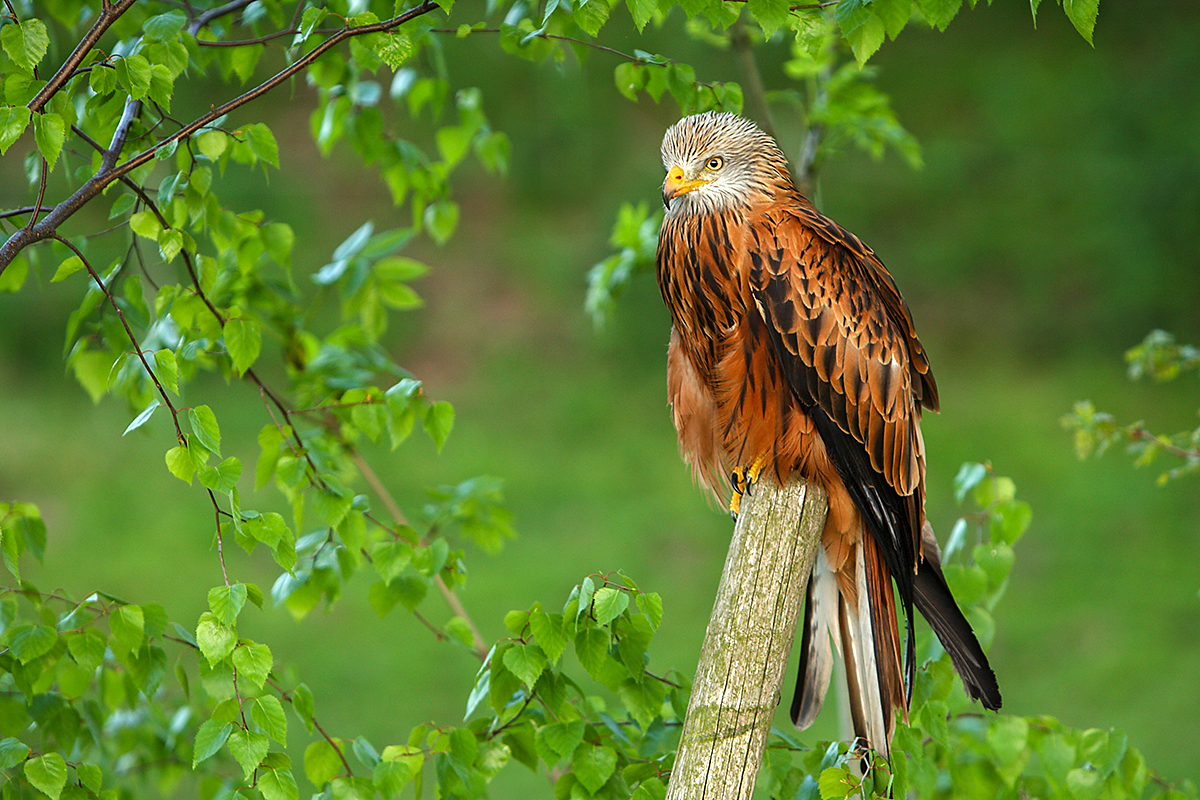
[188,0,255,35]
[27,0,139,114]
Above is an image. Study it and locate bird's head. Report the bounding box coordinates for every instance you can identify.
[660,111,792,217]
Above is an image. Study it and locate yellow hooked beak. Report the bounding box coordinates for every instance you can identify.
[662,165,709,207]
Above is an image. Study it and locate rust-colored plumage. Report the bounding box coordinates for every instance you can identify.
[656,112,1000,759]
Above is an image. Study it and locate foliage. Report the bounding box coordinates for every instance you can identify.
[1064,330,1200,484]
[3,0,1179,798]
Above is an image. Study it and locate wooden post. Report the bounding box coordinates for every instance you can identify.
[666,479,827,800]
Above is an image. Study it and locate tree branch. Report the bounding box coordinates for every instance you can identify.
[0,98,140,274]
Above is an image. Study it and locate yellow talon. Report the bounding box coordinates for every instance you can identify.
[729,458,768,519]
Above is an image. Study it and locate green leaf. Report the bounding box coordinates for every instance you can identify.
[747,0,789,38]
[437,124,472,168]
[591,586,629,626]
[845,12,886,64]
[24,753,67,800]
[572,744,617,794]
[194,719,233,766]
[75,764,102,793]
[1,19,50,74]
[0,738,31,770]
[209,583,248,625]
[535,720,585,765]
[49,255,84,283]
[158,228,184,262]
[110,604,145,649]
[245,123,280,168]
[874,0,913,38]
[67,628,107,672]
[197,129,227,160]
[124,400,160,435]
[9,624,57,663]
[195,611,237,666]
[818,766,854,799]
[625,0,655,31]
[987,715,1029,768]
[502,642,548,688]
[1062,0,1098,44]
[199,456,242,492]
[144,10,188,40]
[636,592,663,629]
[953,461,987,501]
[129,211,163,240]
[115,54,152,100]
[618,675,667,729]
[0,105,31,154]
[189,405,222,455]
[291,683,315,733]
[228,729,270,780]
[422,401,454,452]
[916,0,961,30]
[529,610,568,665]
[90,63,117,96]
[305,740,344,786]
[376,30,414,68]
[32,112,66,170]
[165,443,195,484]
[155,349,179,395]
[574,626,610,679]
[424,200,459,244]
[233,641,273,688]
[1066,766,1103,800]
[570,0,608,36]
[613,63,645,102]
[252,695,288,744]
[224,317,262,376]
[258,765,299,800]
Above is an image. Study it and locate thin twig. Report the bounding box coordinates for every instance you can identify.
[351,450,490,660]
[269,678,354,777]
[51,235,184,440]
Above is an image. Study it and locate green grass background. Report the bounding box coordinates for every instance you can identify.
[1,0,1199,791]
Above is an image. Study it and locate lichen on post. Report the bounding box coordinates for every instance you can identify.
[666,479,827,800]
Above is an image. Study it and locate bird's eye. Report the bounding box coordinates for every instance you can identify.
[705,156,724,171]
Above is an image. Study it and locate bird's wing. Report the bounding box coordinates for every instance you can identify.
[744,202,931,596]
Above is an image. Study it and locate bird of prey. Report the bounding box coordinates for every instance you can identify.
[655,111,1001,759]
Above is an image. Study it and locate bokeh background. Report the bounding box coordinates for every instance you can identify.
[2,0,1199,791]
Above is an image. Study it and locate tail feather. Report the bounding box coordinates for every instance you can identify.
[791,549,838,728]
[843,539,892,759]
[914,523,1002,710]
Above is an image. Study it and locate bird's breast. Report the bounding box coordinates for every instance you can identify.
[656,210,747,347]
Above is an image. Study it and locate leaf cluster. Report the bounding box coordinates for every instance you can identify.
[1063,330,1200,484]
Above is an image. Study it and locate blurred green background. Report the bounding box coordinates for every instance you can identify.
[2,0,1199,790]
